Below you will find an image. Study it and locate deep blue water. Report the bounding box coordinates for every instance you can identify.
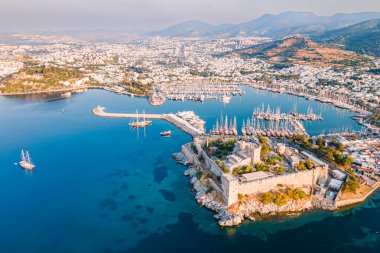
[0,86,378,253]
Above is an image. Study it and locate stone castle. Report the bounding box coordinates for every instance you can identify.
[182,138,329,206]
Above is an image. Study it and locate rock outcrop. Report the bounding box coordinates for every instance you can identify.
[184,166,317,227]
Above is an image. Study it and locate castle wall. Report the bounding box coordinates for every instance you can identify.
[223,166,328,206]
[200,150,223,177]
[221,174,239,205]
[238,167,326,195]
[182,142,329,208]
[182,144,195,164]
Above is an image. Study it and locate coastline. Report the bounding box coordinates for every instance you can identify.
[240,82,369,115]
[1,81,370,118]
[4,82,379,227]
[0,85,102,96]
[181,165,316,226]
[335,182,380,208]
[238,82,380,134]
[175,142,380,227]
[96,82,379,227]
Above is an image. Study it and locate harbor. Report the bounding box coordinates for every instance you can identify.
[94,105,308,139]
[246,82,369,115]
[0,86,367,253]
[209,114,307,137]
[252,103,323,121]
[157,83,244,103]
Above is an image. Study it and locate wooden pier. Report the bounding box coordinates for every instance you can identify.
[92,106,203,137]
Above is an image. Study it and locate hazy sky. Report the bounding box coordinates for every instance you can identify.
[1,0,380,32]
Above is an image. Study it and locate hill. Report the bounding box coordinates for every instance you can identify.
[151,12,380,38]
[224,35,364,67]
[0,63,87,94]
[150,20,233,37]
[314,19,380,57]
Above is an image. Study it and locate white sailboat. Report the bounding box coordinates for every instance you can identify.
[129,110,152,128]
[19,149,35,170]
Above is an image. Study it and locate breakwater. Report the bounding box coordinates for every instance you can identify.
[92,106,204,137]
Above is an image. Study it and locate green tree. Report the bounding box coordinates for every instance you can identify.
[255,163,269,172]
[275,166,285,175]
[296,161,307,171]
[305,159,313,170]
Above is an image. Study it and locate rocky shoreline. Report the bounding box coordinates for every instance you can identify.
[183,166,331,226]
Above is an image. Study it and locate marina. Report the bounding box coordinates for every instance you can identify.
[209,115,307,137]
[158,83,244,103]
[94,105,307,139]
[247,82,369,115]
[252,103,323,121]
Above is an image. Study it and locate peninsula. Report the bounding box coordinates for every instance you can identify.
[177,134,380,226]
[93,106,380,227]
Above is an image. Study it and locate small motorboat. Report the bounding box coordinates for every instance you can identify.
[160,130,172,137]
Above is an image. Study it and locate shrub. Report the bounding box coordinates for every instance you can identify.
[296,161,307,171]
[305,159,313,170]
[274,193,289,206]
[222,167,229,174]
[258,135,268,144]
[255,162,269,172]
[276,166,285,175]
[261,143,271,159]
[343,176,360,193]
[215,159,229,173]
[233,165,254,175]
[290,188,307,200]
[260,188,307,206]
[266,156,277,165]
[261,192,275,204]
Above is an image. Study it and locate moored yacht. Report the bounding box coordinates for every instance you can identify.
[160,130,172,137]
[129,110,152,128]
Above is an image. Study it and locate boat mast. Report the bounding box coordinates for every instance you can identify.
[26,151,31,164]
[21,149,25,162]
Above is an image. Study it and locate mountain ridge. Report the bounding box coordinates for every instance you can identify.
[150,12,380,38]
[314,19,380,57]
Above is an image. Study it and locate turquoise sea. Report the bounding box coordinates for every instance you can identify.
[0,86,379,253]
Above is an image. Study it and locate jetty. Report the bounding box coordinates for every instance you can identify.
[92,106,205,137]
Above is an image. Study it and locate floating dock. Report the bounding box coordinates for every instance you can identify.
[92,106,204,137]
